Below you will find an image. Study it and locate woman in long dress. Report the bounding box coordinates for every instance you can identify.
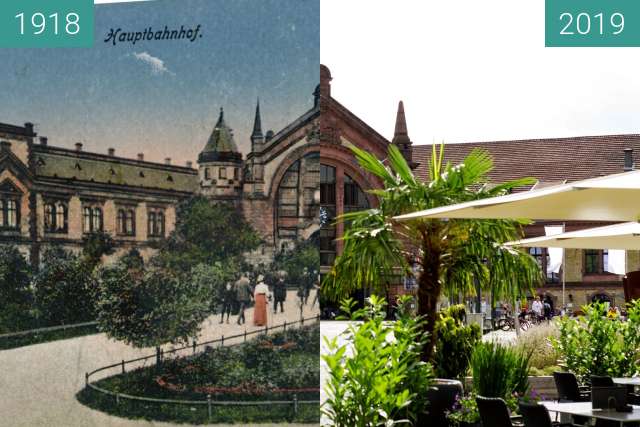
[253,274,270,326]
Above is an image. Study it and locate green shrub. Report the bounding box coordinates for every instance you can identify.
[33,247,95,325]
[434,305,481,380]
[471,341,532,398]
[514,322,560,370]
[552,301,640,383]
[0,245,32,305]
[322,295,434,426]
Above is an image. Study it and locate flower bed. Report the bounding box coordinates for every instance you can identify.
[77,324,320,424]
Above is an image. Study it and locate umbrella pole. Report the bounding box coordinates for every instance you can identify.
[561,222,566,312]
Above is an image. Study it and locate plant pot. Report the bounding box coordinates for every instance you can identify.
[421,378,464,427]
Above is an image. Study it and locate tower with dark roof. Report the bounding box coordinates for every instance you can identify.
[391,101,416,168]
[198,107,243,199]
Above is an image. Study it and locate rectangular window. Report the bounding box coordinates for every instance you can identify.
[6,200,17,228]
[585,249,600,274]
[204,168,210,180]
[148,209,165,237]
[234,168,239,180]
[219,167,227,179]
[83,204,103,233]
[45,201,68,233]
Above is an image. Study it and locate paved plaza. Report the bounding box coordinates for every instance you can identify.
[0,290,318,427]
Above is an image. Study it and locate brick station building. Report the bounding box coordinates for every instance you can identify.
[0,93,319,267]
[320,64,639,308]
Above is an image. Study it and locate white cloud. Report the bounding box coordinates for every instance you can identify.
[132,52,174,76]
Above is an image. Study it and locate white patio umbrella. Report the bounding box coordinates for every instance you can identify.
[505,221,640,251]
[394,170,640,222]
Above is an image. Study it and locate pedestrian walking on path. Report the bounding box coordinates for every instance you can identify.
[273,270,287,314]
[235,273,253,325]
[253,274,270,326]
[219,282,235,324]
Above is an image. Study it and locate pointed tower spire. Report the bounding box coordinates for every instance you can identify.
[392,101,410,145]
[391,100,416,168]
[216,107,225,127]
[251,99,263,139]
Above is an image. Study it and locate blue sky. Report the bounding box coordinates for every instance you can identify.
[0,0,319,165]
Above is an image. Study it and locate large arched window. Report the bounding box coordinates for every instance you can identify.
[320,165,370,268]
[275,152,319,242]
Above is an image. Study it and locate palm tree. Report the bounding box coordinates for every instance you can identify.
[322,143,543,361]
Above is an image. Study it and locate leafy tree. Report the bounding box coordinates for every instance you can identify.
[83,231,115,266]
[190,261,239,312]
[154,197,261,274]
[272,238,319,288]
[0,245,34,332]
[95,262,210,364]
[33,246,95,325]
[0,245,32,308]
[322,144,541,361]
[119,248,145,270]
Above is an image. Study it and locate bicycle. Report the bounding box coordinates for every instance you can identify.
[495,314,530,332]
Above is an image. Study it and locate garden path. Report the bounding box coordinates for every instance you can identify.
[0,290,318,427]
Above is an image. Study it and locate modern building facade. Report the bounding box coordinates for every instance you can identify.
[0,93,319,267]
[320,64,639,308]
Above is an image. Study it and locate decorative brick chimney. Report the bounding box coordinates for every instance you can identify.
[75,142,83,152]
[165,157,171,165]
[108,148,115,156]
[39,137,48,146]
[137,153,144,161]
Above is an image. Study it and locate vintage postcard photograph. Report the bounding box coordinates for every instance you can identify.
[0,0,319,425]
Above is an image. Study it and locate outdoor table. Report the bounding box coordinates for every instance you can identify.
[541,401,640,426]
[613,378,640,387]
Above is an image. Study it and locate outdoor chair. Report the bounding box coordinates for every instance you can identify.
[553,372,590,402]
[590,376,614,387]
[518,401,573,427]
[476,396,522,427]
[553,372,590,426]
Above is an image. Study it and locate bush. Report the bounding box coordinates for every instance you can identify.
[322,295,434,426]
[83,231,115,265]
[552,301,640,383]
[0,245,32,308]
[33,247,95,325]
[514,322,560,370]
[0,245,34,333]
[434,305,481,380]
[470,341,532,398]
